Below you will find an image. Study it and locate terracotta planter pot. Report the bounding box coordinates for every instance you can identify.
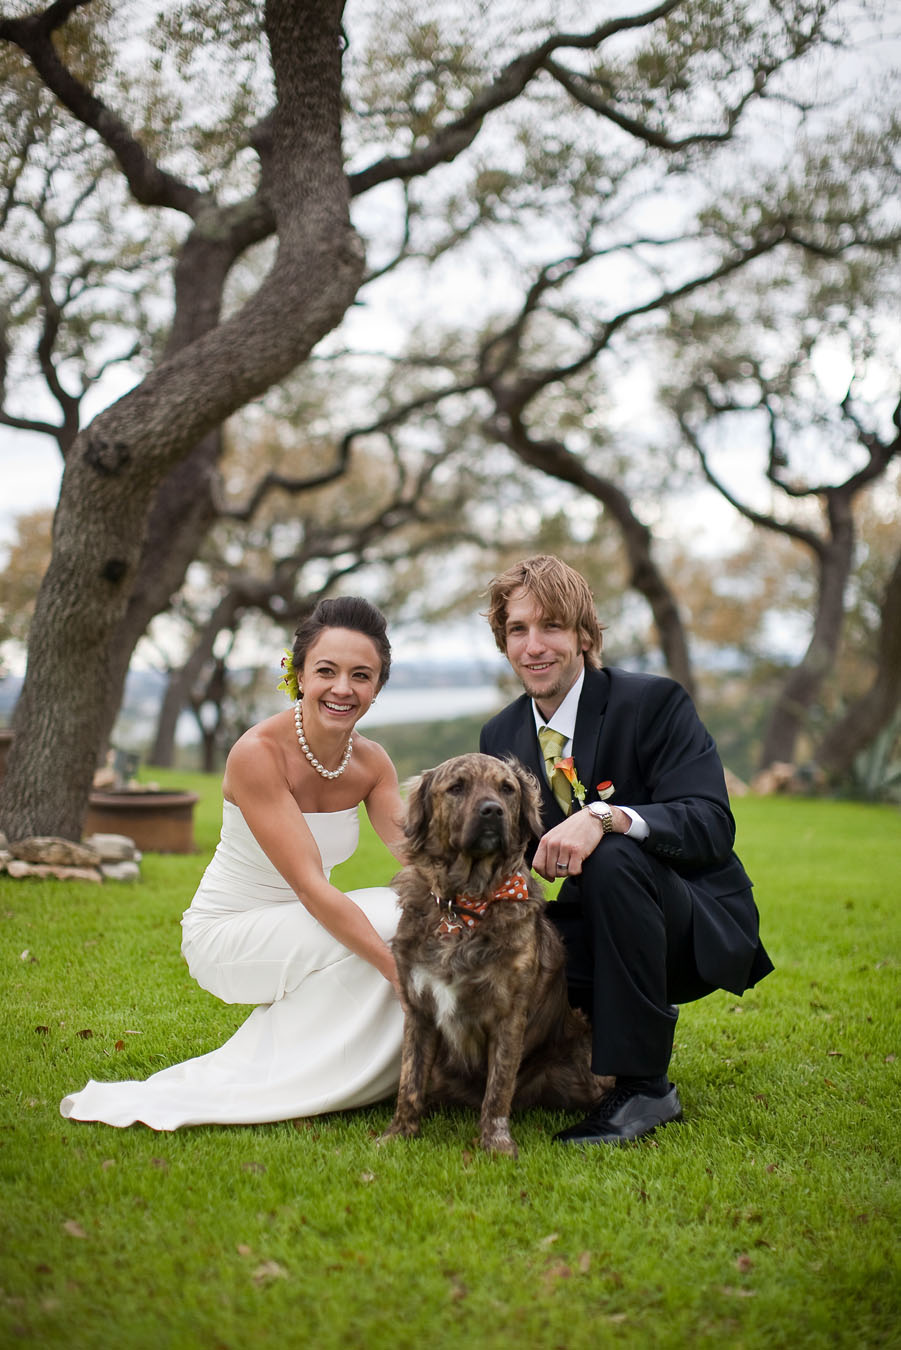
[83,790,199,854]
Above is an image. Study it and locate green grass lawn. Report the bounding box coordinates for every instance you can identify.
[1,775,899,1348]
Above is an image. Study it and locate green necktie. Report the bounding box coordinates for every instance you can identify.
[537,726,571,815]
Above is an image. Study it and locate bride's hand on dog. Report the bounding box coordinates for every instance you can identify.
[533,811,606,881]
[375,948,404,1001]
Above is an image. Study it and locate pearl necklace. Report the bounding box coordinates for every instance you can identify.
[294,699,354,779]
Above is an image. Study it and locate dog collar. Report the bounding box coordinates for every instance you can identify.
[434,871,530,936]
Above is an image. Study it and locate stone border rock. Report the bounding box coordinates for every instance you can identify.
[0,832,141,883]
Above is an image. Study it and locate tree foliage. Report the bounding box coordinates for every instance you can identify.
[0,507,52,654]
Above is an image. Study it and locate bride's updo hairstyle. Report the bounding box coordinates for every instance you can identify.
[291,597,392,691]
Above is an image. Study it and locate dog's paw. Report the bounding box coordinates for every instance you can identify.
[480,1117,518,1158]
[376,1119,421,1146]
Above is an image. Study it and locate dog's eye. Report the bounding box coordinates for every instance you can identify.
[446,780,466,795]
[499,780,517,795]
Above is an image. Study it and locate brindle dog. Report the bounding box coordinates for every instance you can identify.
[381,752,611,1157]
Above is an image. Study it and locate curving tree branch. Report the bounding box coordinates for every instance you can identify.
[347,1,682,195]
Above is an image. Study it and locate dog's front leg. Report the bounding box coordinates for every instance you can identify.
[479,1001,530,1157]
[379,1007,439,1143]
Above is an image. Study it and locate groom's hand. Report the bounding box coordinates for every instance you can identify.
[533,810,605,881]
[533,806,630,881]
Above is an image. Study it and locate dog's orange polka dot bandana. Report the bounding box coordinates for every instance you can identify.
[434,872,531,936]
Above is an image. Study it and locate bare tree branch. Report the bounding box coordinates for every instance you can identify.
[0,2,204,215]
[676,409,825,553]
[216,377,480,521]
[542,56,768,150]
[347,1,682,195]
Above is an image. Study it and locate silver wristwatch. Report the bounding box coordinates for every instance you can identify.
[588,800,615,834]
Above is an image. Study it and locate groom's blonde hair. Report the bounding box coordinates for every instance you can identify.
[484,555,603,669]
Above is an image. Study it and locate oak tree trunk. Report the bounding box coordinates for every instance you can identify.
[0,0,363,841]
[814,547,901,780]
[757,496,854,771]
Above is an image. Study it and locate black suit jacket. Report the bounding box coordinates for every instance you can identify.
[479,666,773,996]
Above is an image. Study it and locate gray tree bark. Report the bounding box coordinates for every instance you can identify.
[814,547,901,780]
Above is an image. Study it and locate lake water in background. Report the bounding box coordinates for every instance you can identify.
[356,683,504,728]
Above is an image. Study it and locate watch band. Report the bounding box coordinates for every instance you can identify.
[589,801,615,834]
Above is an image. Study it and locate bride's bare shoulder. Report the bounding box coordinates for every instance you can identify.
[352,732,398,781]
[224,710,293,794]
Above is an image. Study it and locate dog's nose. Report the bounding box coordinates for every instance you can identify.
[478,799,503,821]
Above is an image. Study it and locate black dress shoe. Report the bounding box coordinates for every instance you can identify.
[553,1083,683,1145]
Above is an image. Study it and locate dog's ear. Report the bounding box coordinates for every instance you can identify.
[505,755,544,846]
[403,768,435,855]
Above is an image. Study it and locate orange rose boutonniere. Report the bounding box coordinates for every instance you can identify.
[553,757,587,808]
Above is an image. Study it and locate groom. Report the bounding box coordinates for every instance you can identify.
[479,555,772,1145]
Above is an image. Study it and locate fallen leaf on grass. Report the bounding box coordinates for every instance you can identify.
[827,1050,843,1057]
[606,1313,628,1323]
[101,1159,115,1171]
[114,1040,125,1051]
[885,1054,896,1063]
[63,1220,88,1239]
[150,1157,169,1170]
[736,1253,753,1273]
[720,1285,755,1297]
[578,1251,591,1274]
[358,1170,376,1183]
[252,1260,287,1285]
[538,1233,559,1249]
[236,1244,253,1257]
[242,1161,266,1174]
[77,1029,93,1039]
[35,1026,50,1035]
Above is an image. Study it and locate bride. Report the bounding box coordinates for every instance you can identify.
[61,596,406,1130]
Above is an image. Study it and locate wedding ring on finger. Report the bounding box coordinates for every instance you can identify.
[556,860,569,872]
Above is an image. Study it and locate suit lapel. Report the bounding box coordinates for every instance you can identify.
[572,667,610,802]
[507,695,542,776]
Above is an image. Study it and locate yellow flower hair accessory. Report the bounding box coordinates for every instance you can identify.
[277,649,299,701]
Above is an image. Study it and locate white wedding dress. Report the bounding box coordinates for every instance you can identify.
[60,801,403,1130]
